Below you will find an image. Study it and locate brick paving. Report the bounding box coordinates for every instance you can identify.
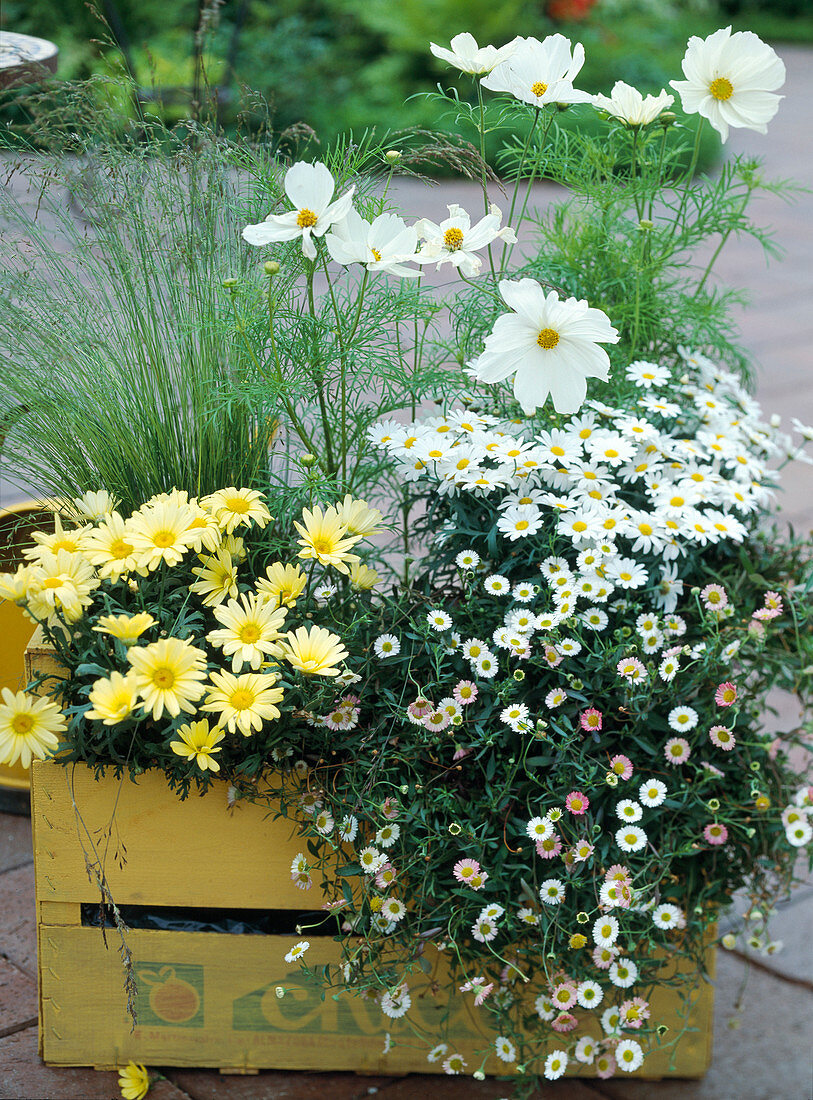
[2,42,812,1100]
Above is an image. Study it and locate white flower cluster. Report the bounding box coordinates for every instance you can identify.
[372,349,810,577]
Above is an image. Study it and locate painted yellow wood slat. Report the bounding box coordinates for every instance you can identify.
[37,924,713,1077]
[32,761,325,909]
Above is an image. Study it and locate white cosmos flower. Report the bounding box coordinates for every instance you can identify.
[669,27,785,142]
[415,203,516,277]
[429,32,521,76]
[325,209,420,278]
[482,34,592,106]
[470,280,619,415]
[593,81,674,126]
[242,161,355,260]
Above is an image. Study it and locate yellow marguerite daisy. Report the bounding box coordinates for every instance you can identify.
[183,503,223,554]
[25,549,98,625]
[220,534,247,562]
[348,562,380,591]
[256,561,307,608]
[170,719,225,771]
[189,547,239,607]
[80,512,140,581]
[335,494,384,537]
[294,505,360,574]
[117,1060,150,1100]
[0,687,66,768]
[70,489,120,522]
[206,592,287,672]
[203,669,284,736]
[0,564,37,605]
[86,671,140,725]
[128,499,199,571]
[23,515,92,563]
[126,637,208,720]
[201,487,272,534]
[282,625,348,677]
[92,612,156,645]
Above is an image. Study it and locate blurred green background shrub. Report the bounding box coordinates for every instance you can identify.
[2,0,811,168]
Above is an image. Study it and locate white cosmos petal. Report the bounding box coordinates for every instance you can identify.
[284,161,335,214]
[242,218,301,246]
[547,367,588,415]
[315,187,355,235]
[514,363,551,413]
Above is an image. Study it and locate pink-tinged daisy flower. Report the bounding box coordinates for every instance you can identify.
[474,983,494,1006]
[700,583,728,610]
[715,682,737,707]
[452,858,481,885]
[596,1052,618,1079]
[551,981,578,1011]
[619,997,650,1029]
[551,1012,579,1034]
[752,606,780,621]
[406,697,433,724]
[423,708,451,731]
[543,645,564,668]
[375,864,397,890]
[664,737,691,765]
[617,656,648,683]
[704,822,728,845]
[536,833,563,859]
[610,754,634,780]
[763,590,783,612]
[566,790,590,815]
[592,945,618,969]
[453,680,478,706]
[709,724,736,751]
[381,796,399,820]
[580,707,603,732]
[471,916,498,943]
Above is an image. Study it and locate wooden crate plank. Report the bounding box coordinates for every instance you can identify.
[37,925,713,1077]
[31,761,326,910]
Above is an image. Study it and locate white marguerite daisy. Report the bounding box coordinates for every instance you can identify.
[593,81,674,126]
[608,957,639,988]
[669,27,785,142]
[374,633,401,658]
[616,1038,644,1073]
[325,209,419,277]
[470,280,619,415]
[242,161,355,260]
[415,203,516,277]
[482,34,592,107]
[429,32,520,76]
[284,940,310,963]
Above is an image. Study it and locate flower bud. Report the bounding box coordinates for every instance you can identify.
[721,933,736,950]
[299,453,318,468]
[658,111,677,127]
[384,150,402,163]
[222,277,238,288]
[275,986,285,999]
[264,260,280,276]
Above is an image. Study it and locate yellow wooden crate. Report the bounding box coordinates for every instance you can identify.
[27,631,715,1079]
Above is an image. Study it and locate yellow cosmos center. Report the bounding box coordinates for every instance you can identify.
[230,688,256,709]
[537,327,560,349]
[110,539,134,559]
[443,227,465,250]
[224,497,250,514]
[11,713,34,735]
[152,667,176,689]
[709,76,733,101]
[532,80,548,97]
[297,208,318,228]
[240,623,262,644]
[152,530,177,548]
[370,247,382,261]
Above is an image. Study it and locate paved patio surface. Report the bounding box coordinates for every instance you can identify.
[1,40,812,1100]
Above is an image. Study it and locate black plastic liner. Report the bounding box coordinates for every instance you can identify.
[81,902,333,937]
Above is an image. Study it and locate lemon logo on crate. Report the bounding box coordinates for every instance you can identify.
[135,963,204,1028]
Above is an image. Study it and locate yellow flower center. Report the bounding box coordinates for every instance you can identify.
[43,577,64,589]
[531,80,548,97]
[110,539,134,560]
[240,623,262,644]
[152,530,177,548]
[152,667,175,689]
[537,327,560,349]
[443,227,465,251]
[370,247,382,261]
[224,496,250,514]
[297,208,318,228]
[53,538,80,553]
[230,688,255,709]
[11,713,34,735]
[311,535,335,554]
[709,76,733,101]
[515,520,530,530]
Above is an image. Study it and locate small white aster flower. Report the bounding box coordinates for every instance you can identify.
[609,958,639,988]
[427,609,453,631]
[615,825,647,853]
[616,799,643,823]
[652,903,685,930]
[616,1038,644,1073]
[668,705,699,731]
[374,633,400,658]
[639,779,667,807]
[284,940,310,963]
[494,1036,517,1063]
[543,1049,569,1080]
[593,915,620,948]
[576,979,604,1008]
[484,574,510,595]
[539,878,566,905]
[455,549,481,570]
